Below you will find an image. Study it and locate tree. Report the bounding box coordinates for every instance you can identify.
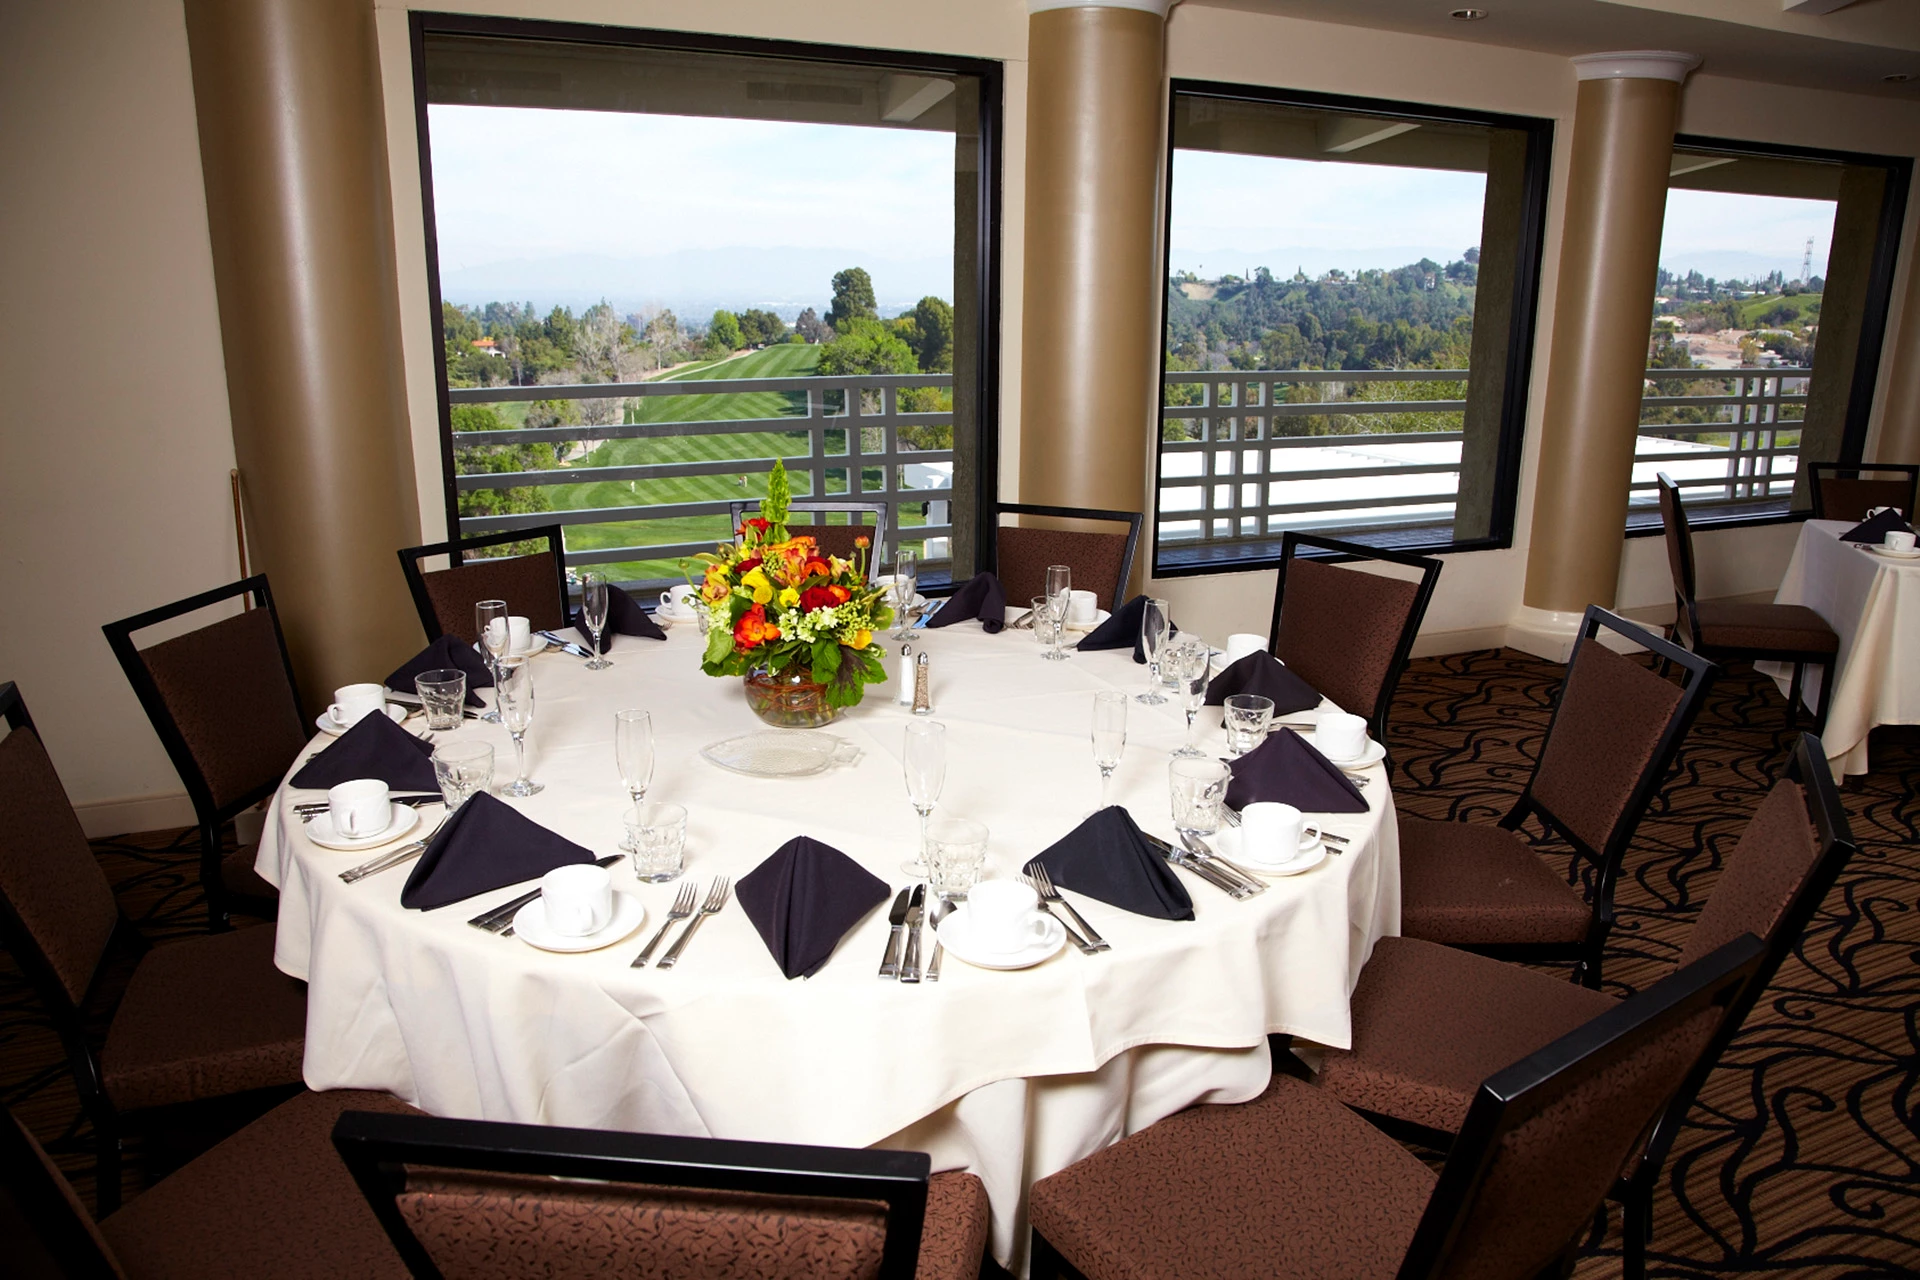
[825,267,877,332]
[450,404,553,519]
[737,308,788,347]
[901,296,954,373]
[707,309,743,354]
[571,300,631,384]
[817,317,917,377]
[794,307,832,344]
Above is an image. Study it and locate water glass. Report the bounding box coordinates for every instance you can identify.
[496,657,542,797]
[625,801,687,883]
[1043,565,1071,661]
[927,818,988,899]
[432,738,494,812]
[901,719,947,877]
[1091,690,1128,810]
[1031,595,1065,657]
[581,571,613,670]
[1223,693,1275,758]
[1136,597,1170,705]
[475,599,509,723]
[414,668,467,731]
[1169,757,1231,836]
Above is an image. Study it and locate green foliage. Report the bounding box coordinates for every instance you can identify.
[708,309,743,353]
[737,308,788,346]
[826,267,877,332]
[761,457,792,539]
[900,296,954,372]
[817,318,917,377]
[449,404,553,519]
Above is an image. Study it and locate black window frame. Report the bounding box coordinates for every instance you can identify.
[1151,80,1553,579]
[406,11,1004,583]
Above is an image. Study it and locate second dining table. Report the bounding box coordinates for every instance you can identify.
[257,613,1401,1273]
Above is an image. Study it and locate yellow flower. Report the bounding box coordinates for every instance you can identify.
[741,567,773,605]
[848,629,872,650]
[700,565,732,603]
[778,586,801,608]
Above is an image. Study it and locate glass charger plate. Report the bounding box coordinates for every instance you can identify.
[700,730,862,778]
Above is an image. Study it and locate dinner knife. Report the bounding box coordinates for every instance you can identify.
[899,884,927,983]
[878,887,912,977]
[470,854,626,934]
[1177,832,1266,897]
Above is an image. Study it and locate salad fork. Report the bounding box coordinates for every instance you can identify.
[657,877,731,969]
[632,880,699,968]
[1025,863,1109,953]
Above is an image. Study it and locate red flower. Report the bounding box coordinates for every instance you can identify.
[798,586,838,612]
[736,556,762,576]
[802,557,832,580]
[741,517,771,537]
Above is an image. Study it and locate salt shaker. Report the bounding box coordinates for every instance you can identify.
[895,641,915,705]
[912,651,932,715]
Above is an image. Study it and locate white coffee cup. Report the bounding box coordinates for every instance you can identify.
[1067,590,1097,625]
[328,779,391,839]
[540,864,613,937]
[1241,801,1318,863]
[1885,530,1917,553]
[1315,710,1370,762]
[328,683,387,728]
[1225,633,1266,665]
[965,879,1052,953]
[506,616,533,655]
[658,584,696,612]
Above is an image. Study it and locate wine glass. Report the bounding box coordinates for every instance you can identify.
[495,657,543,796]
[1136,597,1171,705]
[1042,564,1071,662]
[581,571,612,670]
[1170,635,1212,759]
[614,709,654,837]
[889,549,919,641]
[901,720,947,877]
[1091,691,1128,810]
[475,599,509,724]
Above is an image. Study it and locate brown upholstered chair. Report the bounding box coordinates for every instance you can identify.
[1028,935,1764,1280]
[3,1090,418,1278]
[333,1111,992,1280]
[0,682,309,1214]
[102,576,306,929]
[728,498,890,572]
[397,525,569,645]
[1806,461,1919,522]
[994,503,1143,612]
[1658,473,1837,733]
[1397,607,1715,988]
[1315,733,1854,1280]
[1267,531,1442,747]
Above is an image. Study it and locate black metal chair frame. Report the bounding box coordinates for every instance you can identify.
[1266,531,1443,747]
[992,502,1145,608]
[1470,606,1716,988]
[396,524,570,643]
[101,575,299,931]
[1805,461,1920,520]
[333,1111,933,1280]
[1658,473,1833,734]
[2,1102,124,1279]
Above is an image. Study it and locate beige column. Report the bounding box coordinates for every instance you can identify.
[1511,52,1698,659]
[184,0,422,711]
[1872,223,1920,465]
[1018,0,1170,532]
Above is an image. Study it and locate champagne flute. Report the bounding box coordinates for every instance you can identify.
[889,549,919,641]
[475,599,509,724]
[581,571,612,670]
[1091,691,1128,811]
[1043,564,1071,662]
[1136,597,1171,705]
[496,657,543,796]
[614,709,654,842]
[1170,635,1211,759]
[901,720,947,877]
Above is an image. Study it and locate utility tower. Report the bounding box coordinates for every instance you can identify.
[1800,238,1814,285]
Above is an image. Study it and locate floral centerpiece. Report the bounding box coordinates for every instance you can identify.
[688,460,893,726]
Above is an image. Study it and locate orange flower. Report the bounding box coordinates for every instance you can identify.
[854,535,871,549]
[733,603,780,650]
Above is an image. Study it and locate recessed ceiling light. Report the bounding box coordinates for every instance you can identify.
[1450,7,1488,18]
[1885,72,1914,83]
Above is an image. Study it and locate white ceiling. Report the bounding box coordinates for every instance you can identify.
[1190,0,1920,98]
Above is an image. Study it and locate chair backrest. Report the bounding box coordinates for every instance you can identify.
[1806,462,1920,522]
[100,576,308,822]
[1656,473,1703,647]
[397,526,569,645]
[1517,608,1715,928]
[728,500,890,571]
[1269,533,1443,743]
[0,1105,123,1279]
[1397,933,1765,1280]
[993,504,1143,612]
[333,1112,931,1280]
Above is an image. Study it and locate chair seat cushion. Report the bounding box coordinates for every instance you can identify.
[99,1089,417,1279]
[1398,817,1593,947]
[223,843,279,904]
[919,1171,991,1280]
[1694,602,1838,656]
[101,925,306,1112]
[1317,937,1618,1132]
[1029,1075,1435,1280]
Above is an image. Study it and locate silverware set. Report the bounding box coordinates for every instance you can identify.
[462,854,626,936]
[294,794,442,824]
[656,876,731,969]
[1024,863,1108,954]
[877,883,960,981]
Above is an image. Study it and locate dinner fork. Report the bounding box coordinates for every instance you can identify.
[338,841,427,883]
[657,876,731,969]
[1025,863,1109,953]
[632,880,699,968]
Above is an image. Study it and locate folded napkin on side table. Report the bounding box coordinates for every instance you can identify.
[386,635,490,707]
[926,573,1006,634]
[736,836,890,978]
[1226,729,1368,814]
[1028,806,1193,921]
[1204,651,1321,714]
[1838,508,1915,544]
[400,792,595,910]
[1076,594,1176,663]
[574,584,667,652]
[290,710,439,793]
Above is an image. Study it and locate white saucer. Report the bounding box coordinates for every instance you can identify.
[1864,543,1920,560]
[469,636,552,660]
[1062,609,1113,634]
[305,803,422,851]
[1318,738,1387,769]
[512,890,647,953]
[656,605,701,624]
[933,905,1067,970]
[315,704,408,737]
[1216,825,1327,876]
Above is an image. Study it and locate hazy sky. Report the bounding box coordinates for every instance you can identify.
[1658,188,1834,278]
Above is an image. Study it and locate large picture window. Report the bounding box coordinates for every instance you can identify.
[412,16,1001,589]
[1153,84,1550,574]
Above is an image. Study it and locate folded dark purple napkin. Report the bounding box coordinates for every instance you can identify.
[289,709,438,793]
[1205,651,1321,713]
[574,584,667,652]
[1028,806,1193,922]
[1076,594,1177,663]
[926,573,1006,634]
[735,836,890,978]
[386,635,490,707]
[400,792,595,911]
[1226,729,1368,814]
[1839,508,1915,544]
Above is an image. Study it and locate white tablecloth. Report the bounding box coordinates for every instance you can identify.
[1763,520,1920,778]
[258,622,1399,1271]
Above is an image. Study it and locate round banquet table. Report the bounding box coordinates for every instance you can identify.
[258,619,1400,1273]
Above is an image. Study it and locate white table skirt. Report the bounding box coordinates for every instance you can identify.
[1761,520,1920,778]
[259,621,1398,1271]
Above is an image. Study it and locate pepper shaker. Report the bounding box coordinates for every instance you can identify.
[912,651,932,715]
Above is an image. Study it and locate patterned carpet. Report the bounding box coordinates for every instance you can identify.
[1,649,1915,1273]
